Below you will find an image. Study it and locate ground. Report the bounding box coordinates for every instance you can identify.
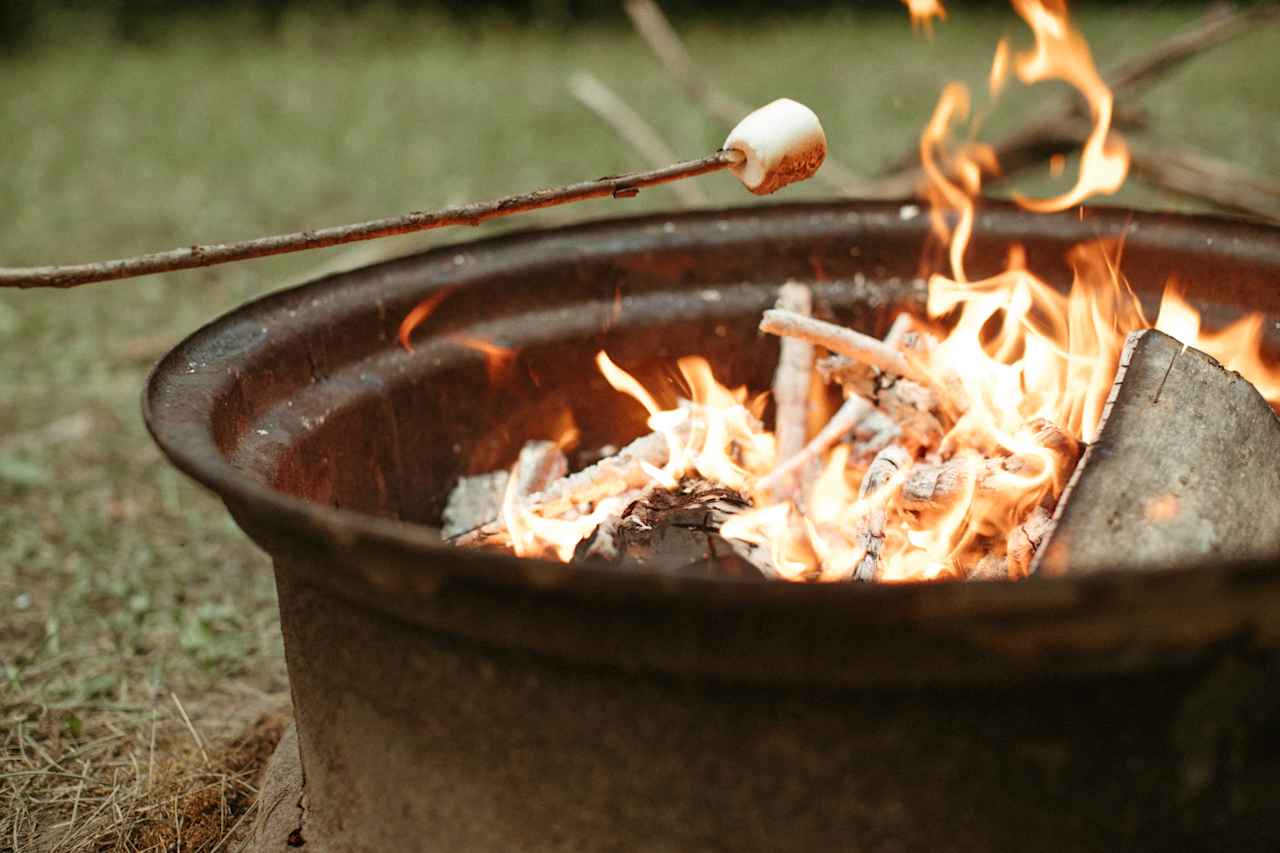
[2,4,1278,850]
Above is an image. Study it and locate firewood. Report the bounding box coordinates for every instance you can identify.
[882,311,917,348]
[899,453,1036,513]
[575,478,774,579]
[756,394,875,497]
[815,354,877,398]
[1006,505,1054,577]
[769,282,816,502]
[452,427,685,547]
[875,378,945,452]
[441,440,569,538]
[967,552,1011,582]
[513,440,570,498]
[850,444,912,582]
[575,485,659,562]
[760,309,930,386]
[442,471,510,539]
[1036,329,1280,576]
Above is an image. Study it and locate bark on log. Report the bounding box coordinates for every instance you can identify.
[574,478,773,579]
[1036,329,1280,576]
[851,444,912,582]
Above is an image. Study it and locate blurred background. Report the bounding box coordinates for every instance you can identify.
[2,2,1278,849]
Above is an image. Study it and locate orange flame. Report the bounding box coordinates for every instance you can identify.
[430,0,1280,582]
[902,0,947,36]
[1009,0,1128,211]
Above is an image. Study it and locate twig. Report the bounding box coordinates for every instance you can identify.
[622,0,872,196]
[1128,144,1280,223]
[569,71,709,207]
[0,150,744,289]
[755,394,874,496]
[759,309,929,386]
[1104,3,1280,100]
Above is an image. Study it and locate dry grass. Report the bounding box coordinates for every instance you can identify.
[3,704,288,853]
[2,4,1277,850]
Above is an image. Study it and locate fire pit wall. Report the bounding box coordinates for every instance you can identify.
[144,203,1280,852]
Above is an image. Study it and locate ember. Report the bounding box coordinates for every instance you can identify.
[444,0,1280,582]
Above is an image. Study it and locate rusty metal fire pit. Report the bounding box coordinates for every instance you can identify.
[144,201,1280,852]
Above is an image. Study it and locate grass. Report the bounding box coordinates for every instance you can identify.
[2,4,1278,849]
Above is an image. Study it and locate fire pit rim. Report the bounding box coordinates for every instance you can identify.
[143,199,1280,616]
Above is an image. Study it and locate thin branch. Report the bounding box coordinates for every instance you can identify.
[622,0,874,196]
[1105,3,1280,99]
[0,150,743,289]
[568,71,709,207]
[1129,144,1280,222]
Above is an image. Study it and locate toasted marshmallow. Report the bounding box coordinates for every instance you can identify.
[723,99,827,195]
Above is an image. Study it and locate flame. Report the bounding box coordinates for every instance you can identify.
[1009,0,1128,211]
[1156,283,1280,405]
[435,0,1280,582]
[902,0,946,36]
[398,288,454,352]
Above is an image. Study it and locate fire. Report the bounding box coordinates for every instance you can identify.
[443,0,1280,582]
[1008,0,1128,211]
[902,0,946,36]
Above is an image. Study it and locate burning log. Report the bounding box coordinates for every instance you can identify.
[875,378,945,452]
[575,478,774,579]
[451,427,682,547]
[899,422,1077,516]
[1036,329,1280,576]
[1006,506,1054,577]
[769,282,816,502]
[815,354,876,398]
[851,444,912,582]
[442,440,568,538]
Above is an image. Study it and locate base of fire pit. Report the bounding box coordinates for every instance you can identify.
[239,722,304,852]
[237,579,1280,852]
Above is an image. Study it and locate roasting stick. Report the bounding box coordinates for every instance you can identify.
[0,99,827,289]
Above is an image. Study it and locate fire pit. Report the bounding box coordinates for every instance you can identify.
[144,201,1280,851]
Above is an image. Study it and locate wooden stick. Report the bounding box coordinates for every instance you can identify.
[0,150,744,289]
[851,444,911,582]
[1104,4,1280,100]
[759,309,930,386]
[768,282,816,501]
[568,71,710,208]
[622,0,872,197]
[756,394,874,496]
[452,427,682,547]
[1128,144,1280,223]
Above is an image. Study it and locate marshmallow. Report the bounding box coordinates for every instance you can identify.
[723,98,827,195]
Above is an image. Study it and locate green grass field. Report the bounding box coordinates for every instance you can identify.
[3,4,1278,849]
